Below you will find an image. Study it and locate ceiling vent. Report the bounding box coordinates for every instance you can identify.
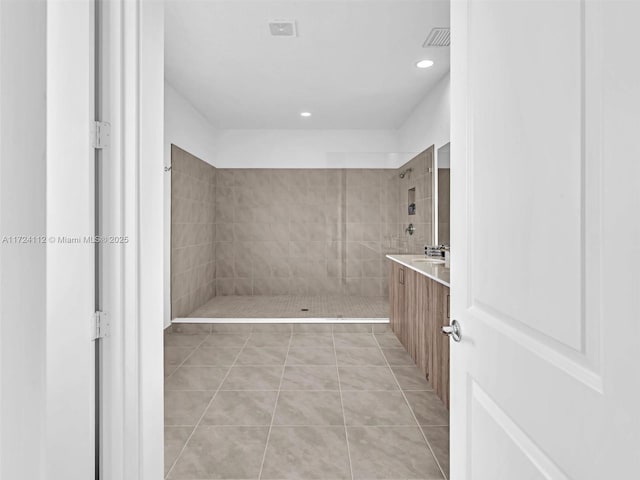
[269,21,297,37]
[423,27,450,47]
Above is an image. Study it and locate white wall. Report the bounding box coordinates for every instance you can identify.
[165,82,218,167]
[0,1,47,479]
[398,72,451,155]
[212,129,402,169]
[209,74,451,170]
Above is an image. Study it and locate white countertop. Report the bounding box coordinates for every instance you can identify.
[386,254,450,288]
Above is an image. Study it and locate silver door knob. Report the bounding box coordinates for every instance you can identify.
[442,319,461,342]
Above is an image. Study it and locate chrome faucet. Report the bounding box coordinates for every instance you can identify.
[425,244,448,258]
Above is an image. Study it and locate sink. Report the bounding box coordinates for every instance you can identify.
[412,258,445,265]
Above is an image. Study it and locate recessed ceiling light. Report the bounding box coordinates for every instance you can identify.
[416,59,434,69]
[300,112,312,117]
[269,21,297,37]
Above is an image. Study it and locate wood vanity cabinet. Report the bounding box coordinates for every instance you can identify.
[389,261,406,346]
[388,260,450,408]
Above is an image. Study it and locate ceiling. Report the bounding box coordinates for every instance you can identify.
[165,1,450,129]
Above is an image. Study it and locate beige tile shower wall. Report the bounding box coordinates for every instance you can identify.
[214,169,398,297]
[437,168,451,245]
[392,147,435,254]
[171,145,217,318]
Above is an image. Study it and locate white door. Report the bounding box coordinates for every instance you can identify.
[450,1,640,479]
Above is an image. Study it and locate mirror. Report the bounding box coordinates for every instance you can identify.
[436,142,450,246]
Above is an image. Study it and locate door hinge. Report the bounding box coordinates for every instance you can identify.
[91,121,111,149]
[92,311,110,340]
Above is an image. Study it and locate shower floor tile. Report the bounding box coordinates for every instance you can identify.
[163,324,449,479]
[186,294,389,319]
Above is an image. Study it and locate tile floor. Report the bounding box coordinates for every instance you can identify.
[164,323,449,480]
[187,295,389,319]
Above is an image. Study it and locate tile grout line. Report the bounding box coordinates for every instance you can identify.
[373,333,448,480]
[333,328,355,480]
[257,331,293,480]
[164,333,252,479]
[164,333,213,381]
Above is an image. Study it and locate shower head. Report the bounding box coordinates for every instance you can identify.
[399,168,412,179]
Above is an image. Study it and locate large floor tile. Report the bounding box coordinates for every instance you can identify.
[169,323,211,334]
[347,427,443,479]
[221,366,283,390]
[201,390,278,426]
[381,347,415,366]
[273,391,344,425]
[182,346,241,366]
[164,346,196,366]
[281,366,339,390]
[372,323,392,333]
[164,426,193,476]
[261,426,351,479]
[332,323,374,333]
[336,347,387,366]
[203,333,250,347]
[246,332,291,347]
[235,346,288,365]
[168,426,268,479]
[333,333,378,347]
[391,366,432,391]
[211,323,253,334]
[251,323,293,333]
[164,390,214,426]
[338,367,399,391]
[164,333,208,347]
[289,333,334,348]
[405,391,449,426]
[163,315,444,480]
[422,426,449,478]
[286,347,336,365]
[292,323,333,333]
[374,333,404,348]
[164,366,228,391]
[342,391,416,426]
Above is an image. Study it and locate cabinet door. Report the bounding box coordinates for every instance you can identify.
[413,273,431,381]
[429,280,450,408]
[389,262,405,342]
[404,267,419,360]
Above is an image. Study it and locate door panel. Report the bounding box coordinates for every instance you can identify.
[390,262,406,346]
[414,272,430,382]
[451,1,640,478]
[428,280,449,408]
[470,0,583,351]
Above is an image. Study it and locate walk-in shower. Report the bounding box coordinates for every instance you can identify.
[170,146,434,323]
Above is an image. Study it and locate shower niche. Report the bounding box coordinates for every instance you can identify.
[408,187,416,215]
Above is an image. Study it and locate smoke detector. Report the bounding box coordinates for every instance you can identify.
[423,27,450,47]
[269,20,297,37]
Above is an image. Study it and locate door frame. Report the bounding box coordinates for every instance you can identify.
[99,1,165,479]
